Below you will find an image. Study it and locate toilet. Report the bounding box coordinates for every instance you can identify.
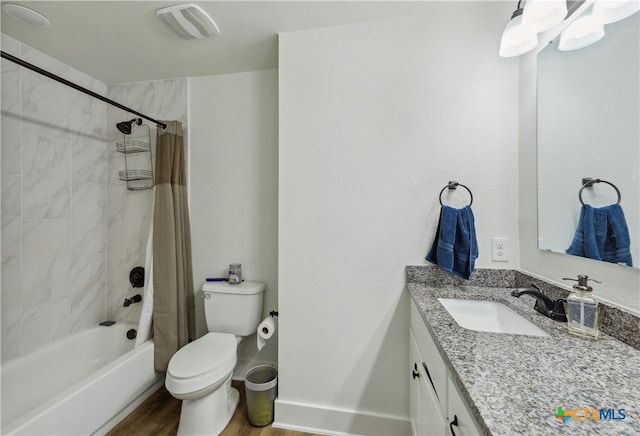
[165,281,265,435]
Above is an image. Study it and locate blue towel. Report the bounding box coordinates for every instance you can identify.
[566,204,632,267]
[426,205,478,280]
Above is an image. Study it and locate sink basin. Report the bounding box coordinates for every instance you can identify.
[438,298,550,337]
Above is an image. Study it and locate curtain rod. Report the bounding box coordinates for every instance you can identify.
[0,50,167,130]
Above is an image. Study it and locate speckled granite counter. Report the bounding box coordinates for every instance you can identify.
[407,266,640,436]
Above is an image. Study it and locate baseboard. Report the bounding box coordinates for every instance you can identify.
[273,398,411,436]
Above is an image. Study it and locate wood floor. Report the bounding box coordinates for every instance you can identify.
[107,381,321,436]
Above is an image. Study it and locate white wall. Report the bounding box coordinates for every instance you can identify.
[189,70,279,366]
[519,15,640,313]
[277,3,518,433]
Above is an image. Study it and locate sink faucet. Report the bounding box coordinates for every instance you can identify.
[511,284,567,322]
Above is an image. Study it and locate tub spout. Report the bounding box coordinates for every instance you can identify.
[123,294,142,307]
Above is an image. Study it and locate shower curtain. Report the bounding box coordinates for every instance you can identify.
[135,216,154,348]
[152,121,195,371]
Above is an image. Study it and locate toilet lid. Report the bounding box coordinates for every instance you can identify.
[168,332,236,379]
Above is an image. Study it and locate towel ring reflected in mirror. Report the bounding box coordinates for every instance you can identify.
[579,178,621,206]
[439,181,473,207]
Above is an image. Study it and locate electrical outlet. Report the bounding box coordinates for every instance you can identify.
[492,237,509,262]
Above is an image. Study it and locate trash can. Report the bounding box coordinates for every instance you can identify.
[244,365,278,427]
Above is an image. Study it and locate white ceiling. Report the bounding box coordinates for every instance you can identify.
[1,1,444,84]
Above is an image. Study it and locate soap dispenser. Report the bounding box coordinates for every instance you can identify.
[563,275,599,339]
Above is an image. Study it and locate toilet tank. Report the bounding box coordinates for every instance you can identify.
[202,281,265,336]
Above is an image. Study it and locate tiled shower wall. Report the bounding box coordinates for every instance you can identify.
[105,79,188,325]
[1,33,188,361]
[1,35,108,361]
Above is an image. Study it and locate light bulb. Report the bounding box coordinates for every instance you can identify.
[593,0,640,24]
[558,13,605,51]
[522,0,568,33]
[499,9,539,57]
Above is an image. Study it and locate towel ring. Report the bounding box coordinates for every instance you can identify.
[579,178,621,206]
[439,181,473,206]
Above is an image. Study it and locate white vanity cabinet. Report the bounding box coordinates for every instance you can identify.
[410,300,483,436]
[410,330,446,435]
[446,378,482,436]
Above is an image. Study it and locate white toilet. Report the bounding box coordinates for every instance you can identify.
[165,281,265,435]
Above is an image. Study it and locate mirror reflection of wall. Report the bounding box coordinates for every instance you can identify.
[537,11,639,268]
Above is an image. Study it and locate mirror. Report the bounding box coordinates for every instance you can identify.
[537,10,639,269]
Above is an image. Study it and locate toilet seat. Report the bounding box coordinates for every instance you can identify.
[165,332,237,397]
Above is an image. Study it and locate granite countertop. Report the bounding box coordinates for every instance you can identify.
[406,267,640,436]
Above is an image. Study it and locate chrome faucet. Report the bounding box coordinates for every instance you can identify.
[511,284,567,322]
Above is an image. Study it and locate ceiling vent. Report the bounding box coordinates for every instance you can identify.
[157,4,220,39]
[1,3,50,28]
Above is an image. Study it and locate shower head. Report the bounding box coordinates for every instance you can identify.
[116,118,142,135]
[116,121,131,135]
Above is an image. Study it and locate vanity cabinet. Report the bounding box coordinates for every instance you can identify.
[410,330,446,435]
[410,299,482,436]
[446,378,481,436]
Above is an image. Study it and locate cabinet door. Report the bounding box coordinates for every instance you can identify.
[410,301,447,411]
[410,330,446,436]
[409,330,421,435]
[446,378,482,436]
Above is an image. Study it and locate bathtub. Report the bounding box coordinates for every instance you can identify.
[1,322,163,435]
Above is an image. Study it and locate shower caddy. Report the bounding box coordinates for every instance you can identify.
[116,118,154,191]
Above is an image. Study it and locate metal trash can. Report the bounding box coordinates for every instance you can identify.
[244,365,278,427]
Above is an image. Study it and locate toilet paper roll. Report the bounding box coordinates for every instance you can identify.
[257,317,276,351]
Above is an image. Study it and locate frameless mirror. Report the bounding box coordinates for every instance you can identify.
[537,10,639,269]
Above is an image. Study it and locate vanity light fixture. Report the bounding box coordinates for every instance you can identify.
[558,12,605,50]
[499,1,539,57]
[1,3,50,28]
[592,0,640,24]
[156,4,220,39]
[522,0,568,33]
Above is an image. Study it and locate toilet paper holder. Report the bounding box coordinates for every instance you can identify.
[257,312,277,351]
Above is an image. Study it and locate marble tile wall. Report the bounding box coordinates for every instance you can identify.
[1,34,189,361]
[1,35,108,360]
[105,78,188,325]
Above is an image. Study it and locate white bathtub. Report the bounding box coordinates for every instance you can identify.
[1,322,163,435]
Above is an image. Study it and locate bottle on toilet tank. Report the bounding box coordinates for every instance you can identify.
[228,263,242,284]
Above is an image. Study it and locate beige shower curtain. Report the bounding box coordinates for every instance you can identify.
[153,121,195,371]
